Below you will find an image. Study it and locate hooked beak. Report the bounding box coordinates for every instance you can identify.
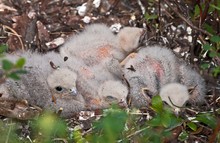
[69,87,77,96]
[118,99,128,108]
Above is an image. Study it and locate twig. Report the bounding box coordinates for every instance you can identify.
[212,88,217,116]
[189,32,197,63]
[129,112,151,116]
[158,0,161,36]
[5,119,12,143]
[163,0,213,37]
[109,0,120,12]
[26,135,33,143]
[209,118,220,143]
[53,138,68,143]
[82,127,93,135]
[117,127,149,142]
[200,0,212,26]
[137,0,146,15]
[185,107,199,114]
[127,127,148,138]
[1,24,25,51]
[190,134,207,143]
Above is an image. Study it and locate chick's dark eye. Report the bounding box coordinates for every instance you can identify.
[55,86,63,92]
[105,96,117,102]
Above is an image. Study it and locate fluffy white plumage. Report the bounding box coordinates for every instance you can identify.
[0,51,86,118]
[117,27,145,53]
[75,65,128,109]
[122,45,206,107]
[121,46,179,107]
[59,24,144,108]
[60,23,144,77]
[159,83,189,108]
[178,63,206,103]
[98,80,128,106]
[0,24,207,119]
[47,68,78,97]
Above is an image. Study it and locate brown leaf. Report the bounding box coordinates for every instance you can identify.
[36,20,50,42]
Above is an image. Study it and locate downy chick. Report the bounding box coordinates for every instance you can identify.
[0,51,86,118]
[60,23,145,76]
[122,45,206,108]
[59,24,142,108]
[44,59,128,110]
[178,63,206,103]
[159,83,189,112]
[75,65,128,109]
[97,80,128,107]
[121,46,179,107]
[47,68,78,100]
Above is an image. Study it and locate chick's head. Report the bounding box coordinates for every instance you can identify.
[118,27,145,53]
[98,80,128,107]
[47,68,78,99]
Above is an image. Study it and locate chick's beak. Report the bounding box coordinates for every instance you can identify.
[118,99,128,108]
[69,87,77,96]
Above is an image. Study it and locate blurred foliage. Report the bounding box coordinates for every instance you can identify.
[86,105,127,143]
[86,96,217,142]
[0,119,21,143]
[0,96,218,143]
[0,44,27,81]
[192,1,220,77]
[30,111,68,143]
[201,35,220,77]
[0,44,7,56]
[145,13,158,23]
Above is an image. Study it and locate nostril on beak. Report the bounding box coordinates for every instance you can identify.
[70,87,77,96]
[118,99,128,108]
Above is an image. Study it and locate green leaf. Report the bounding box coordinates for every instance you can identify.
[148,114,162,127]
[145,13,158,22]
[194,113,217,129]
[213,66,220,77]
[201,63,210,69]
[15,58,26,68]
[14,69,27,74]
[210,4,220,11]
[2,59,14,71]
[210,35,220,43]
[151,95,163,113]
[90,107,127,143]
[203,23,215,35]
[209,51,217,58]
[7,72,20,80]
[165,114,183,130]
[187,122,197,131]
[0,120,21,143]
[203,44,212,50]
[208,4,215,13]
[73,128,87,143]
[0,44,7,54]
[178,130,189,141]
[194,5,200,18]
[151,135,162,143]
[161,112,171,128]
[32,112,67,142]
